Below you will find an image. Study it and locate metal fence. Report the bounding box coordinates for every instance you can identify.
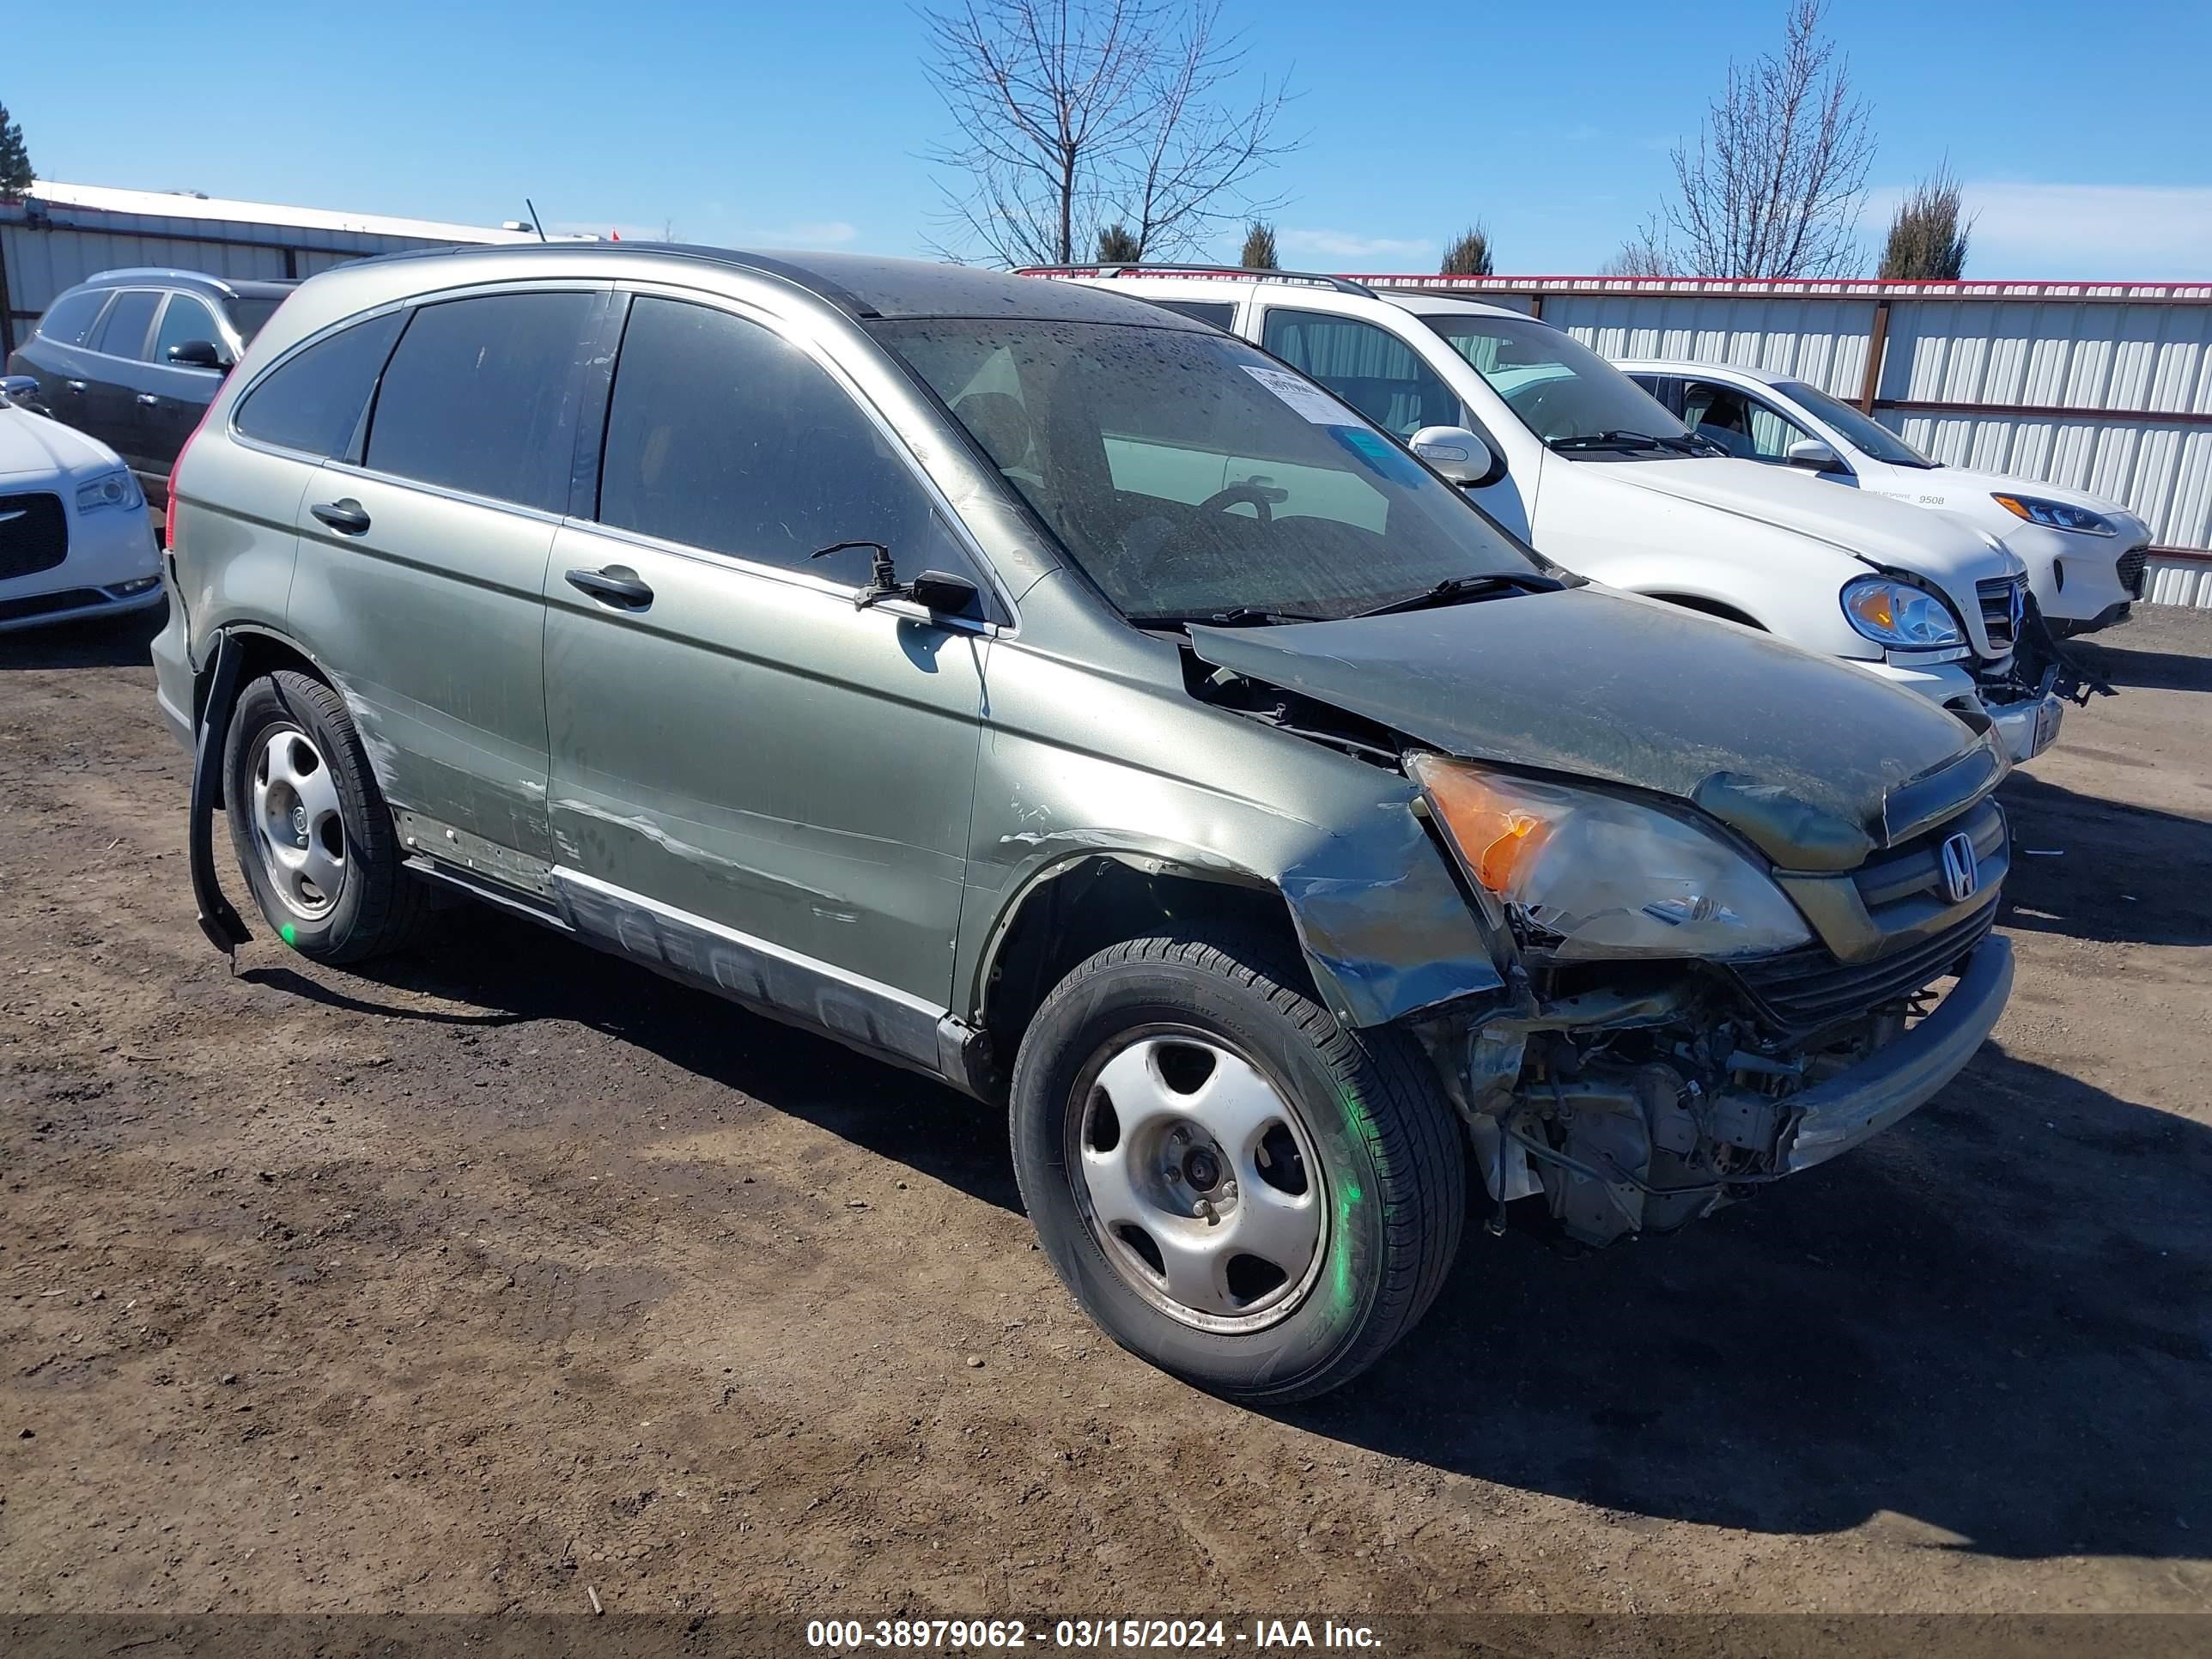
[1357,275,2212,607]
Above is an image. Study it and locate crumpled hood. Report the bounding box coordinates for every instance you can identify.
[1611,456,2021,586]
[1191,584,2002,868]
[0,403,122,481]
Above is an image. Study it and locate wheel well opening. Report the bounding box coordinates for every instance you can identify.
[981,858,1310,1068]
[195,633,329,806]
[1649,593,1765,630]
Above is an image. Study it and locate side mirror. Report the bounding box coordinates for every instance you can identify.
[167,339,229,370]
[1785,437,1841,472]
[1410,424,1495,486]
[907,568,981,617]
[0,374,37,404]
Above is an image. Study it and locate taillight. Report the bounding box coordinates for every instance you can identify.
[166,379,224,550]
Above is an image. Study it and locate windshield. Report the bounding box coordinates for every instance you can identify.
[1776,380,1937,468]
[872,318,1545,623]
[1422,313,1699,454]
[228,297,285,344]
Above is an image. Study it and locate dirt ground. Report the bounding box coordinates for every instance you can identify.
[2,605,2208,1628]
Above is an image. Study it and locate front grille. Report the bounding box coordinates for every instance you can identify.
[0,586,104,624]
[1733,902,1997,1031]
[1853,799,2007,918]
[0,492,68,580]
[1976,573,2026,653]
[2117,544,2149,599]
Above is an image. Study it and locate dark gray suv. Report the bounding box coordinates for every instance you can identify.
[7,268,294,511]
[154,243,2016,1400]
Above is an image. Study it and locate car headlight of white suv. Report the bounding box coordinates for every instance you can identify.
[1992,493,2115,536]
[1408,756,1814,960]
[1839,574,1966,650]
[75,468,144,514]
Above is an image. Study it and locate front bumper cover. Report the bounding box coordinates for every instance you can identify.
[1775,937,2014,1173]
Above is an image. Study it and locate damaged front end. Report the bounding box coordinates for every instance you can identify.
[1427,933,2012,1248]
[1407,749,2015,1249]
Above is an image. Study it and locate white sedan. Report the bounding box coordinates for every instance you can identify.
[0,374,163,631]
[1617,358,2148,634]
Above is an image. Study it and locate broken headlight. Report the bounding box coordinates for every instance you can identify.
[1408,756,1813,961]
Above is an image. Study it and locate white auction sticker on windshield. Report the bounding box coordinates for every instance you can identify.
[1243,364,1356,425]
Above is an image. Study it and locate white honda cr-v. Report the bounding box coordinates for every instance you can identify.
[1032,269,2074,763]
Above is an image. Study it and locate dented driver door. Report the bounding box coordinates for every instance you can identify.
[541,292,989,1008]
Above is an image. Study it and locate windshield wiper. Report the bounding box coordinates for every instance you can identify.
[1547,429,1667,453]
[1655,431,1729,457]
[1345,571,1559,620]
[1130,605,1330,629]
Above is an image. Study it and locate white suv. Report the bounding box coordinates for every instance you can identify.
[1033,269,2069,762]
[1615,357,2150,635]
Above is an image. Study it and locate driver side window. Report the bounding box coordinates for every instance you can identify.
[1683,380,1819,465]
[1260,309,1462,439]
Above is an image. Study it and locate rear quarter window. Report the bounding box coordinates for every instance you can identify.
[36,289,110,347]
[234,311,406,459]
[363,291,596,513]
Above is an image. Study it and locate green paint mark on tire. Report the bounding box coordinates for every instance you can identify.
[1330,1178,1365,1316]
[279,923,298,947]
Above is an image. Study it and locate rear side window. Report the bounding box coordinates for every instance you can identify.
[364,291,595,513]
[596,295,959,586]
[92,290,161,360]
[36,289,109,347]
[234,311,405,459]
[1144,299,1236,330]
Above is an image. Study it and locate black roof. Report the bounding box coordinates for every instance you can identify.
[371,241,1212,328]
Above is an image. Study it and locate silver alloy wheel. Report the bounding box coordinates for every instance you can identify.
[250,726,346,921]
[1069,1027,1329,1333]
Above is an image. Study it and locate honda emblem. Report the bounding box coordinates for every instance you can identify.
[1940,831,1978,904]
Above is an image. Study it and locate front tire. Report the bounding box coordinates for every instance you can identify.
[222,669,426,963]
[1010,931,1466,1402]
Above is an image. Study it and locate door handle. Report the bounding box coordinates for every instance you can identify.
[310,498,372,535]
[565,565,654,608]
[136,392,161,406]
[64,379,88,392]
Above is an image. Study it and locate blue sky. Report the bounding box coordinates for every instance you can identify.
[10,0,2212,279]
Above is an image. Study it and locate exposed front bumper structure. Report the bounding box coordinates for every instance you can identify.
[1777,937,2013,1172]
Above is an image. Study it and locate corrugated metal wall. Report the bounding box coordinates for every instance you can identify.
[1,198,520,356]
[1362,276,2212,606]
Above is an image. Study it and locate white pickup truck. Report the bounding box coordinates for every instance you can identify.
[1033,269,2071,762]
[1614,357,2151,635]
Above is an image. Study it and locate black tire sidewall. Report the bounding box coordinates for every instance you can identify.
[222,673,382,959]
[1012,950,1401,1400]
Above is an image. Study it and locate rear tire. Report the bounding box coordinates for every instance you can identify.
[1010,929,1466,1402]
[223,669,427,963]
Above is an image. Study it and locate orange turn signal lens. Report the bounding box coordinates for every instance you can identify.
[1407,754,1553,896]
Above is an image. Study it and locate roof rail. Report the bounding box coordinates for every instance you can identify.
[87,266,242,296]
[1018,263,1376,299]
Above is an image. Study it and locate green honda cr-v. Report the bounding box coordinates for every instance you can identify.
[154,246,2014,1401]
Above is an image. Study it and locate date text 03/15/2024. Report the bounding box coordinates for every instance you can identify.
[804,1618,1383,1650]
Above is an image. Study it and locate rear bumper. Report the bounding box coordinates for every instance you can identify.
[1776,938,2013,1174]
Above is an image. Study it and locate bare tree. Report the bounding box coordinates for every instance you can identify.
[1439,223,1493,277]
[1598,226,1675,276]
[1240,219,1278,268]
[1879,164,1971,279]
[1657,1,1873,276]
[921,0,1297,266]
